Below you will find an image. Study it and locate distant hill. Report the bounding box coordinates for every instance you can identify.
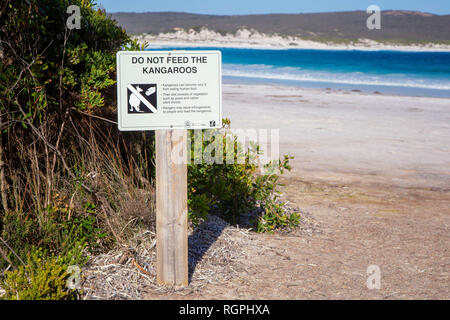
[109,11,450,43]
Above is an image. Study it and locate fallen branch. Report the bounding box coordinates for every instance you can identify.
[132,258,152,276]
[70,108,118,125]
[0,236,26,268]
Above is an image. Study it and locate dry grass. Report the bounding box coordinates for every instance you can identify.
[0,116,157,271]
[74,121,158,248]
[81,215,260,299]
[80,204,320,300]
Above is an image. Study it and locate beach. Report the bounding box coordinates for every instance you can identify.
[223,83,450,191]
[137,46,450,299]
[162,83,450,299]
[84,51,450,299]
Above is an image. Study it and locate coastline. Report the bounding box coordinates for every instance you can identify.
[134,28,450,52]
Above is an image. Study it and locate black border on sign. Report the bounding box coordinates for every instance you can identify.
[117,51,222,130]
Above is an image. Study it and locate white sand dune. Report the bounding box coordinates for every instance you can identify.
[135,28,450,52]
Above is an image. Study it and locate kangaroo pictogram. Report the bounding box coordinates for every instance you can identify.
[127,84,157,113]
[129,85,144,112]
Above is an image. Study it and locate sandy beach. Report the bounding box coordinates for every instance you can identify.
[82,59,450,301]
[82,83,450,300]
[144,83,450,300]
[223,83,450,190]
[187,83,450,299]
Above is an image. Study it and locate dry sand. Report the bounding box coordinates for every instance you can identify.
[188,84,449,299]
[223,83,450,191]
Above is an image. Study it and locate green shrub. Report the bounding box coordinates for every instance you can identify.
[0,0,147,300]
[188,119,300,232]
[0,199,104,270]
[0,0,129,271]
[1,247,79,300]
[257,198,301,233]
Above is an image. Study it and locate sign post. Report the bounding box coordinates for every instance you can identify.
[116,50,222,286]
[156,129,188,286]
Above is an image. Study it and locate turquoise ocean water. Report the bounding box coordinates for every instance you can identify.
[147,47,450,98]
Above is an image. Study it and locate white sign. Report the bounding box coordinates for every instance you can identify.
[116,50,222,130]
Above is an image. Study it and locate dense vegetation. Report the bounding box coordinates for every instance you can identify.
[0,0,298,299]
[110,11,450,44]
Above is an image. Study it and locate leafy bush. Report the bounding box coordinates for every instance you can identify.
[257,198,301,233]
[1,247,79,300]
[0,0,152,301]
[0,0,129,257]
[0,199,102,271]
[188,119,300,232]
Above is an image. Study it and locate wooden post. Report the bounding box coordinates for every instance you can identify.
[156,129,188,286]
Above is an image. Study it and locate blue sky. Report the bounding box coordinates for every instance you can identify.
[97,0,450,15]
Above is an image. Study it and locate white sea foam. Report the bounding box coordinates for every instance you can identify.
[222,64,450,90]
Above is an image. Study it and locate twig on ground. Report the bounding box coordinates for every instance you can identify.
[0,236,26,268]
